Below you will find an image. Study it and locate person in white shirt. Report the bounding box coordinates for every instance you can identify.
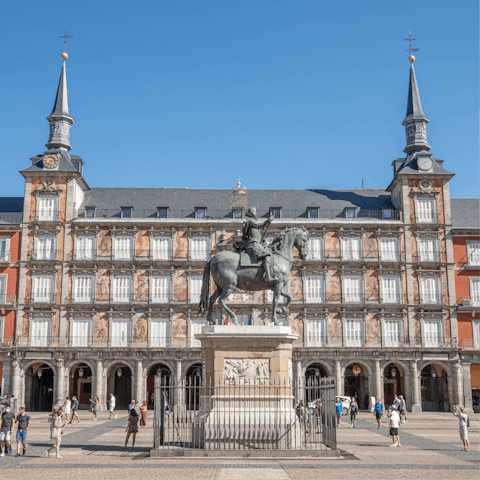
[389,405,401,447]
[453,405,470,451]
[108,393,117,419]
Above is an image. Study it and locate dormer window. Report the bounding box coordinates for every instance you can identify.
[121,207,133,219]
[307,207,319,219]
[270,208,281,219]
[345,208,356,219]
[382,208,393,219]
[232,209,243,219]
[157,207,169,219]
[85,207,96,219]
[195,208,206,219]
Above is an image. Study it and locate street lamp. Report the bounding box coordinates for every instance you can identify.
[314,368,320,377]
[37,369,43,379]
[391,368,397,379]
[116,368,123,378]
[431,369,437,379]
[78,368,84,378]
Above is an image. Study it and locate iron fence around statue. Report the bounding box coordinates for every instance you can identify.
[153,375,336,454]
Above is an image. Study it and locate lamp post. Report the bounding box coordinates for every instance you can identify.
[117,368,123,378]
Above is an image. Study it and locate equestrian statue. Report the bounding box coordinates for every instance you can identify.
[198,206,309,326]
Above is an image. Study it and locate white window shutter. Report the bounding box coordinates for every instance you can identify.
[346,319,362,346]
[190,277,202,303]
[420,239,436,262]
[422,277,438,304]
[114,237,133,260]
[385,320,400,347]
[382,277,399,304]
[152,276,169,303]
[0,277,5,303]
[72,320,90,347]
[35,275,53,303]
[468,243,480,266]
[471,279,480,306]
[39,197,57,221]
[307,237,322,260]
[75,276,93,303]
[381,238,398,261]
[190,320,208,346]
[307,319,324,346]
[306,276,323,303]
[150,318,168,347]
[112,319,128,346]
[153,237,171,260]
[191,238,209,261]
[424,320,440,347]
[0,238,9,262]
[114,276,131,303]
[77,237,94,260]
[417,199,434,223]
[345,276,361,303]
[31,318,48,346]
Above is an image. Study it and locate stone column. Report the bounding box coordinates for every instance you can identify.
[55,359,66,408]
[453,360,463,407]
[135,360,144,404]
[295,360,303,403]
[95,360,104,411]
[410,360,422,412]
[11,359,22,407]
[335,360,342,397]
[374,360,382,401]
[462,362,474,414]
[173,360,183,414]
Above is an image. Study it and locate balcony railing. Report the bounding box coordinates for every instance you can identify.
[0,252,11,263]
[457,297,480,309]
[77,208,401,221]
[25,293,61,304]
[73,249,98,261]
[457,254,480,270]
[414,214,441,225]
[413,252,443,263]
[30,249,58,261]
[415,294,449,306]
[0,294,17,305]
[34,210,60,222]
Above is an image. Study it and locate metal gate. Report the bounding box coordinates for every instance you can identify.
[153,375,336,454]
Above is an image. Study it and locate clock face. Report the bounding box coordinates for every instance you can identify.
[43,154,59,169]
[417,156,432,171]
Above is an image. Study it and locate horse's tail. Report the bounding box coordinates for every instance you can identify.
[198,258,212,315]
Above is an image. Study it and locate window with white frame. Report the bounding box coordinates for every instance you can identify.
[0,316,4,343]
[423,320,442,347]
[36,237,55,260]
[265,289,286,303]
[384,319,401,347]
[150,318,169,347]
[342,237,361,261]
[190,237,209,261]
[345,318,362,346]
[30,317,49,346]
[420,277,440,304]
[419,238,437,262]
[74,276,94,303]
[152,237,171,260]
[190,276,202,303]
[33,275,54,303]
[307,237,323,261]
[307,319,324,346]
[416,198,435,223]
[114,237,133,260]
[0,237,10,262]
[190,320,208,346]
[113,276,131,303]
[305,276,324,303]
[0,276,6,303]
[38,196,58,221]
[467,241,480,266]
[76,236,95,260]
[380,238,398,262]
[344,276,362,303]
[308,207,319,219]
[71,319,91,347]
[473,320,480,347]
[381,277,401,304]
[152,276,170,303]
[111,318,129,347]
[470,278,480,306]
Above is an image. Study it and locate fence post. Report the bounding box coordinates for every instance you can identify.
[153,373,162,448]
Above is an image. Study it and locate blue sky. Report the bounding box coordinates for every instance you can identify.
[1,0,478,198]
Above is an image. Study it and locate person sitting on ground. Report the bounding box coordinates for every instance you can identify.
[453,405,470,452]
[124,408,139,450]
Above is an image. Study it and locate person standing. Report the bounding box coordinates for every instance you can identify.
[374,399,384,428]
[128,399,136,414]
[69,396,81,424]
[335,398,342,427]
[91,395,99,420]
[124,408,139,450]
[389,405,401,447]
[393,395,400,411]
[0,404,15,456]
[140,401,148,428]
[46,408,66,459]
[453,405,470,451]
[348,397,358,428]
[108,393,117,419]
[62,396,71,420]
[14,407,30,456]
[398,395,407,423]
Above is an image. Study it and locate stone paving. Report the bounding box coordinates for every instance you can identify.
[0,411,477,479]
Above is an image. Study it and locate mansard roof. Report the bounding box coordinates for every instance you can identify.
[451,198,480,230]
[0,197,23,224]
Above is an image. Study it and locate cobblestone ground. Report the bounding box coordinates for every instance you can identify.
[0,411,477,479]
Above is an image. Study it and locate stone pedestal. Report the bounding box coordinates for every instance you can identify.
[194,325,301,450]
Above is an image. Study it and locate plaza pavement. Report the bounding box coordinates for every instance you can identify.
[0,410,477,479]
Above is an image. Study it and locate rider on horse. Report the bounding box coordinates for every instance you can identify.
[234,206,277,282]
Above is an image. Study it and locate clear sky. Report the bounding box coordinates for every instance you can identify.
[1,0,478,198]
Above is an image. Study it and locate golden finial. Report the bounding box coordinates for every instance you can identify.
[61,52,68,60]
[408,55,415,63]
[59,30,72,60]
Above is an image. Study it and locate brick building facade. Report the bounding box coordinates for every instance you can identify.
[0,56,477,412]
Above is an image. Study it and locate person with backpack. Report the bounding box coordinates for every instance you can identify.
[14,407,31,456]
[348,397,358,428]
[453,405,470,451]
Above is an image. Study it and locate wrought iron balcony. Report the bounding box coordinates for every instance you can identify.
[30,249,59,261]
[412,252,443,263]
[0,294,17,306]
[457,297,480,310]
[25,293,61,305]
[34,210,60,222]
[0,252,11,263]
[414,294,449,306]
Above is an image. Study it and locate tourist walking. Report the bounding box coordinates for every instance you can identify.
[348,397,358,428]
[374,399,384,428]
[62,396,71,419]
[46,408,66,459]
[335,398,342,427]
[91,395,99,420]
[128,399,136,414]
[140,401,148,428]
[453,405,470,451]
[69,396,81,424]
[124,408,139,449]
[14,407,31,456]
[108,393,117,419]
[0,403,15,456]
[398,395,407,423]
[388,405,401,447]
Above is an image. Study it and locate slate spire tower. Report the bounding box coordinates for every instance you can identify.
[401,60,430,154]
[45,60,74,151]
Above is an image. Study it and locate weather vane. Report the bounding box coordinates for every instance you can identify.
[404,31,419,54]
[59,30,73,52]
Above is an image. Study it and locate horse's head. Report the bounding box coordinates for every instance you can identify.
[294,226,309,260]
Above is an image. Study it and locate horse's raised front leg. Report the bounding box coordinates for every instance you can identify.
[277,289,293,314]
[207,287,222,325]
[218,288,239,325]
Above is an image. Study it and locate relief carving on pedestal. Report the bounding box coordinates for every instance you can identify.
[224,359,270,385]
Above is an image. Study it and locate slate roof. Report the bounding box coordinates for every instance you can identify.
[80,187,393,218]
[396,157,453,176]
[0,197,23,224]
[451,198,480,229]
[21,151,79,173]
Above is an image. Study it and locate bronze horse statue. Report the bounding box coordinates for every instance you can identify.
[198,226,309,325]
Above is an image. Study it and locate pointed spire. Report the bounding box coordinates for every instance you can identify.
[401,59,430,154]
[46,59,74,151]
